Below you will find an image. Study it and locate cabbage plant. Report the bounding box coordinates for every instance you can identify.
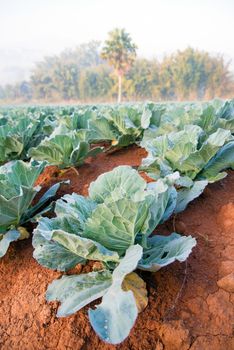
[0,116,45,165]
[29,125,103,169]
[140,125,234,212]
[217,99,234,133]
[141,99,234,146]
[33,166,196,344]
[88,102,164,149]
[0,160,64,257]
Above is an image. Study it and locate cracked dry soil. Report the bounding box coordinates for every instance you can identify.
[0,145,233,350]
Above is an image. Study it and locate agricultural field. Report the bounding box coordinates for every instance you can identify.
[0,100,234,350]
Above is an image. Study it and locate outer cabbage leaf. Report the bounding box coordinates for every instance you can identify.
[196,106,219,136]
[199,141,234,181]
[113,134,136,147]
[55,193,97,230]
[50,230,119,263]
[0,160,44,200]
[89,117,118,141]
[20,181,68,224]
[217,99,234,133]
[138,233,196,272]
[218,99,234,120]
[0,230,20,257]
[33,214,119,270]
[122,272,148,313]
[0,129,23,164]
[89,245,142,344]
[3,160,45,188]
[176,128,232,178]
[46,271,112,317]
[146,174,179,226]
[33,229,84,271]
[141,103,164,130]
[0,186,37,230]
[141,134,169,159]
[175,180,208,213]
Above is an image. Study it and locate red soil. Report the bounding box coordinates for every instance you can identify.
[0,145,233,350]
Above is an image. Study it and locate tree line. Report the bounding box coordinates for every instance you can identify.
[0,29,233,103]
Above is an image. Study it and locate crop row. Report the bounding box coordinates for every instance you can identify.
[0,99,233,344]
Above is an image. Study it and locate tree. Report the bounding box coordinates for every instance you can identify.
[124,59,159,100]
[30,41,103,101]
[167,48,233,100]
[101,28,137,103]
[79,64,114,101]
[1,42,233,103]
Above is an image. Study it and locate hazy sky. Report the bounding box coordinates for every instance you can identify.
[0,0,234,83]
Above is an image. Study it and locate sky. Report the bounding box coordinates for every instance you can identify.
[0,0,234,84]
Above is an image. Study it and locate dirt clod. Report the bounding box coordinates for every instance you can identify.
[217,273,234,293]
[158,321,191,350]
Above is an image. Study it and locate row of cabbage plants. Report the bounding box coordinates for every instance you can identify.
[0,99,234,344]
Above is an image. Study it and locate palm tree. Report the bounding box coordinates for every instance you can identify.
[101,28,137,103]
